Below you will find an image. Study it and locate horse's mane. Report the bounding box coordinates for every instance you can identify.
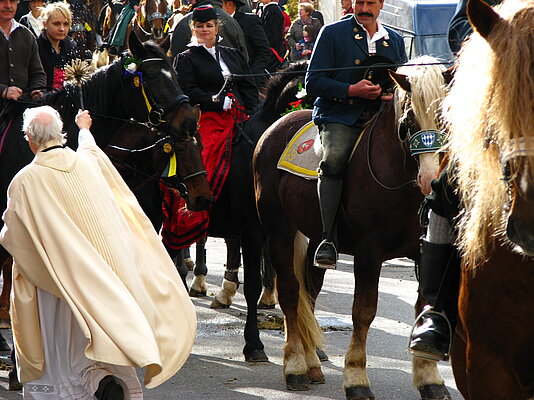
[394,55,448,132]
[257,61,309,119]
[445,0,534,267]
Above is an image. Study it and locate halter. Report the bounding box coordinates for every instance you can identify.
[498,137,534,208]
[137,57,190,127]
[107,134,207,199]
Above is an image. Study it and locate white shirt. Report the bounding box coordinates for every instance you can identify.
[0,19,21,39]
[355,20,390,54]
[25,12,44,36]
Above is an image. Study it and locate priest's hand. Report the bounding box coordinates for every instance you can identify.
[75,110,92,130]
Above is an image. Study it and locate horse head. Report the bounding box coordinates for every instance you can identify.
[444,0,534,263]
[139,0,168,40]
[470,0,534,255]
[127,31,211,211]
[389,56,449,195]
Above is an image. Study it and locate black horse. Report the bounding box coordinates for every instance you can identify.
[173,62,314,362]
[0,31,212,329]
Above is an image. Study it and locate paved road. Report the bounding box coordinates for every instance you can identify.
[0,238,462,399]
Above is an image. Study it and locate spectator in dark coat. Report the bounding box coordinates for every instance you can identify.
[222,0,270,86]
[256,0,287,71]
[0,0,46,105]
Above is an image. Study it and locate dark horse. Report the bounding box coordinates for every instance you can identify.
[174,62,315,362]
[0,31,211,329]
[254,58,454,398]
[442,0,534,398]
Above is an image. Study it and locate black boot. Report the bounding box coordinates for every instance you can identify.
[95,375,124,400]
[409,240,460,361]
[314,176,343,269]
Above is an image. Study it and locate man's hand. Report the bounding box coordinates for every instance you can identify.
[31,90,43,99]
[75,109,92,130]
[2,86,23,101]
[347,79,382,100]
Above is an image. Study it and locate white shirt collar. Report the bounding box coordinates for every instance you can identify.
[0,19,21,39]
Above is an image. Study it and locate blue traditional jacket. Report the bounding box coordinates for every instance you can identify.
[305,16,407,126]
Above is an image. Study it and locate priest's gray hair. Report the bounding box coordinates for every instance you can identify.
[23,106,67,146]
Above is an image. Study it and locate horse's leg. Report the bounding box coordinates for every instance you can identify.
[165,244,189,290]
[257,244,277,309]
[183,246,194,271]
[305,241,328,362]
[210,237,241,309]
[241,233,269,362]
[343,254,380,400]
[189,238,208,297]
[0,256,12,329]
[412,294,451,400]
[269,230,323,390]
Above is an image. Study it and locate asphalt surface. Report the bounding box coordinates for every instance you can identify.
[0,238,462,399]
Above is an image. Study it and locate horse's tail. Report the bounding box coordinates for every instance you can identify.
[293,230,325,353]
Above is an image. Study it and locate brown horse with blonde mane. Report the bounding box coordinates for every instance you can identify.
[254,56,454,399]
[443,0,534,397]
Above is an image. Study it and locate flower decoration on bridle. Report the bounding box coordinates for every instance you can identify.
[123,56,143,76]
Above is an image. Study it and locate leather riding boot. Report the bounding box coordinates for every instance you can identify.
[94,375,124,400]
[314,176,343,269]
[409,240,460,361]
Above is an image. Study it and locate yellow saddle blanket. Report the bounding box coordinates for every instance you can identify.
[277,121,321,180]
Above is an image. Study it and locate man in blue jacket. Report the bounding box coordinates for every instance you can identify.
[305,0,407,269]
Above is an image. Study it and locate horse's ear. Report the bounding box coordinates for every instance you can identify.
[442,65,456,85]
[389,70,411,92]
[192,105,201,123]
[467,0,502,39]
[128,31,145,58]
[159,35,171,56]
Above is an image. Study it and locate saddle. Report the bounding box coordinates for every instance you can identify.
[277,120,368,179]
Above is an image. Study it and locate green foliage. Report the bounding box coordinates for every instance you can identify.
[286,0,298,20]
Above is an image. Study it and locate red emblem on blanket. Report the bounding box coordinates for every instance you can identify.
[297,139,314,154]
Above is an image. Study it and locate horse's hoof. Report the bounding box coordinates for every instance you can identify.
[257,301,275,309]
[210,298,230,309]
[185,258,195,271]
[345,385,375,400]
[308,366,325,384]
[419,384,452,400]
[189,288,206,297]
[316,348,328,362]
[244,348,269,362]
[285,374,310,391]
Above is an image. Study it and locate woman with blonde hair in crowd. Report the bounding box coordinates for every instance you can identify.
[286,2,321,62]
[37,1,77,89]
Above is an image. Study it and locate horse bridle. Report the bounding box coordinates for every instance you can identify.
[107,134,207,199]
[499,137,534,209]
[114,57,206,197]
[137,57,190,127]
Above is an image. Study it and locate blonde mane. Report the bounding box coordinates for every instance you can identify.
[394,55,448,132]
[444,0,534,267]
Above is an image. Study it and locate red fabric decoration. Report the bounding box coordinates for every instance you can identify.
[160,99,249,249]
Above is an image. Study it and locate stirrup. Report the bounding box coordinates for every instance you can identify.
[313,239,338,270]
[408,306,453,362]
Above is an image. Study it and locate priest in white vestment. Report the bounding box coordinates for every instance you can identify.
[0,106,197,400]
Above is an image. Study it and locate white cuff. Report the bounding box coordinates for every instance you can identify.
[222,96,232,111]
[78,128,96,147]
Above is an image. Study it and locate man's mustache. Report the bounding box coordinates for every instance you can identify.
[357,12,374,17]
